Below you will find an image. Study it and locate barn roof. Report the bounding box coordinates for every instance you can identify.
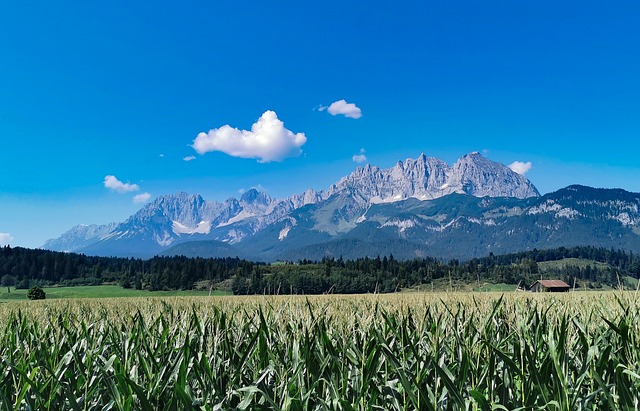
[533,280,570,288]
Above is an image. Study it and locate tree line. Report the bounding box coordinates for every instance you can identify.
[0,246,254,291]
[1,245,639,294]
[232,246,640,294]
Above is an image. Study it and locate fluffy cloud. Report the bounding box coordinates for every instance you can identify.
[133,193,152,203]
[104,175,140,193]
[325,99,362,119]
[183,155,196,162]
[509,161,533,175]
[192,111,307,163]
[0,232,14,246]
[352,148,367,163]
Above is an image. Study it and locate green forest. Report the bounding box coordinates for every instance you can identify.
[1,245,639,294]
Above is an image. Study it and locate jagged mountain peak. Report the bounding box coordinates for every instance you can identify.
[352,163,380,174]
[136,192,205,219]
[331,152,539,202]
[240,188,272,206]
[44,151,546,257]
[449,152,540,199]
[143,192,206,211]
[454,152,505,171]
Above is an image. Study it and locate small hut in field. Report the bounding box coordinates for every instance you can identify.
[530,280,570,293]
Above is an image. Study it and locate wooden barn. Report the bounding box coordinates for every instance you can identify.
[530,280,571,293]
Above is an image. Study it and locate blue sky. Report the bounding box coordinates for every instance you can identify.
[1,1,639,248]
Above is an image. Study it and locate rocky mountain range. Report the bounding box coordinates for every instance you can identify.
[42,223,118,252]
[327,152,539,202]
[42,152,640,260]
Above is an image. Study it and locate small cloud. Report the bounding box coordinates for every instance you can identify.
[313,104,328,112]
[353,154,367,163]
[352,148,367,163]
[192,110,307,163]
[104,175,140,193]
[482,149,490,155]
[133,193,152,203]
[0,232,14,246]
[508,161,533,175]
[326,99,362,119]
[183,155,196,162]
[159,153,165,158]
[238,188,246,194]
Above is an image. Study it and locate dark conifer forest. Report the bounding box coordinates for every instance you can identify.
[1,245,639,294]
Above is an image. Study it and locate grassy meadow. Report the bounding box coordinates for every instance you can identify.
[1,292,640,409]
[0,285,230,302]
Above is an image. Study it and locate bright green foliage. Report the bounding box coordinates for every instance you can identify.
[1,293,640,409]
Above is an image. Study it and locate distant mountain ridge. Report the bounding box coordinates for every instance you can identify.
[141,184,640,261]
[328,152,539,203]
[42,152,640,261]
[251,185,640,261]
[42,223,118,253]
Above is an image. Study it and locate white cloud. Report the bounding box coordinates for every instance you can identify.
[159,153,165,158]
[508,161,533,175]
[352,148,367,163]
[0,232,14,246]
[183,155,196,162]
[104,175,140,193]
[133,193,152,203]
[353,154,367,163]
[192,111,307,163]
[327,99,362,119]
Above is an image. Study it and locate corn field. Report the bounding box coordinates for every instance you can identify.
[1,292,640,410]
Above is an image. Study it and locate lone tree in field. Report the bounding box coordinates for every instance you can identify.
[1,274,16,293]
[27,285,46,300]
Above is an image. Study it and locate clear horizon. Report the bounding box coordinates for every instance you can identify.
[2,1,640,248]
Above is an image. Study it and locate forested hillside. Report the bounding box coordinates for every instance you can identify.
[1,245,639,294]
[233,246,640,294]
[0,246,251,291]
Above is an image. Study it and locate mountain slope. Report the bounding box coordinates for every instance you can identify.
[44,152,542,257]
[234,186,640,261]
[41,223,117,252]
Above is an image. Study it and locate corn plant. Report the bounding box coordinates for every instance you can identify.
[1,292,640,410]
